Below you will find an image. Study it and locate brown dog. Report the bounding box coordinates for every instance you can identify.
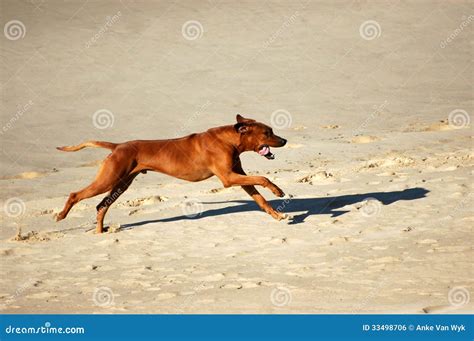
[55,115,288,233]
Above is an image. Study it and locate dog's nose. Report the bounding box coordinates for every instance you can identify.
[280,138,287,146]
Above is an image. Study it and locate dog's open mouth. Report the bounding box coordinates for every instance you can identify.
[258,144,275,160]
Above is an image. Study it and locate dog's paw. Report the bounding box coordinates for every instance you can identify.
[54,212,64,222]
[271,186,285,197]
[271,211,288,221]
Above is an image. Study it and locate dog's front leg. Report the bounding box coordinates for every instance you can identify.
[232,162,286,220]
[218,172,285,197]
[212,158,284,197]
[242,185,287,220]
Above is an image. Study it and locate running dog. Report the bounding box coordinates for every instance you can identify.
[55,115,288,233]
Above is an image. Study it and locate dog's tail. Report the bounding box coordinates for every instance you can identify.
[56,141,118,152]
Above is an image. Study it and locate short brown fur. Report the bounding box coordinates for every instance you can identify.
[56,115,287,233]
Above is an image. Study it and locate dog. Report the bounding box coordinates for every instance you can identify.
[55,115,288,233]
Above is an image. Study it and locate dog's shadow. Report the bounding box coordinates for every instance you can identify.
[121,187,429,229]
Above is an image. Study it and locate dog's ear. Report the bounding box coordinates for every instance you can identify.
[234,122,250,134]
[236,114,256,123]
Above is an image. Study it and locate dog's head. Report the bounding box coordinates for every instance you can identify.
[234,114,287,159]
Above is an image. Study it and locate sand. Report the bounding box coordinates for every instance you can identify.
[1,0,473,313]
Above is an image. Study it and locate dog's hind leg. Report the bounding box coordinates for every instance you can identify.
[95,173,138,233]
[55,153,132,223]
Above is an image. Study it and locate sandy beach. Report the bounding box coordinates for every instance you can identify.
[1,0,472,313]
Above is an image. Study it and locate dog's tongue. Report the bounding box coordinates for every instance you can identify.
[258,146,270,156]
[258,145,275,159]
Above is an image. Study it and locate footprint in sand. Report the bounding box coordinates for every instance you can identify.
[35,209,54,216]
[79,160,103,167]
[219,283,243,289]
[12,230,64,243]
[117,196,168,208]
[128,209,142,216]
[0,171,51,180]
[405,120,459,133]
[209,187,237,194]
[360,155,415,171]
[423,120,455,132]
[321,124,340,129]
[0,249,15,256]
[268,237,289,245]
[351,135,379,144]
[297,171,334,185]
